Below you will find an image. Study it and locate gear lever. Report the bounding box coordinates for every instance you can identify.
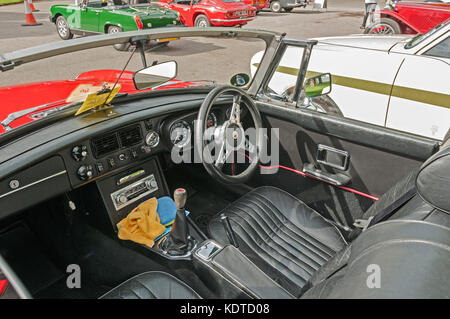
[161,188,190,254]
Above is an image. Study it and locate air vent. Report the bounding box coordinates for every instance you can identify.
[91,132,120,158]
[118,125,142,148]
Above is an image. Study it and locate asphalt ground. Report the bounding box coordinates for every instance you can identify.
[0,0,387,86]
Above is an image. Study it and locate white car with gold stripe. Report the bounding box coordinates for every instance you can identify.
[251,19,450,140]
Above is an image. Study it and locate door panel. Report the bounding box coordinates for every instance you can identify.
[251,101,439,228]
[81,6,101,32]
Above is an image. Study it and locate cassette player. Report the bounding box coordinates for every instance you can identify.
[110,174,158,211]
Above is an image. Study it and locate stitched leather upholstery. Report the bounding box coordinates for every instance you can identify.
[101,271,201,299]
[208,186,347,296]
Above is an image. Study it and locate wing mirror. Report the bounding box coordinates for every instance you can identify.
[133,61,177,90]
[230,73,250,87]
[305,73,332,97]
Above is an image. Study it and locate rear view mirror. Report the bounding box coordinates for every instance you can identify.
[305,73,332,97]
[133,61,177,90]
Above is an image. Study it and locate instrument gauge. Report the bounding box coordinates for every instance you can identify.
[226,106,246,119]
[145,131,160,148]
[207,112,217,128]
[170,121,191,148]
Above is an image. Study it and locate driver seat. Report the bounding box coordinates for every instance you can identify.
[208,186,348,296]
[208,138,450,297]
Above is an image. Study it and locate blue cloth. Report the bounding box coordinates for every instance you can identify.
[157,196,177,226]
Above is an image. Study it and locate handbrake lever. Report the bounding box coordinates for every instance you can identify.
[220,214,239,248]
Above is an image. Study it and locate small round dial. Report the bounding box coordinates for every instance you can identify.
[170,121,191,148]
[77,165,94,181]
[72,145,88,162]
[145,131,160,148]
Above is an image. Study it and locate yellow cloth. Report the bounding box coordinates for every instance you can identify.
[117,197,166,247]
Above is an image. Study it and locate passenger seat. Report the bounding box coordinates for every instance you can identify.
[100,271,201,299]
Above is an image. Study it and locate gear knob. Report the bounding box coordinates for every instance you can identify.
[174,188,187,209]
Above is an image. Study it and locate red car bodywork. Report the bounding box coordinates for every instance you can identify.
[0,70,193,135]
[153,0,256,27]
[379,2,450,34]
[243,0,268,11]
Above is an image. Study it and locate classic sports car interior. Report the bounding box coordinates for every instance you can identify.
[0,28,449,299]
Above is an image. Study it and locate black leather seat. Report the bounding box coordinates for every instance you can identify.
[101,271,201,299]
[208,186,347,296]
[209,139,450,297]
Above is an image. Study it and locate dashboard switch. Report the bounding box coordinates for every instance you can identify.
[96,162,104,173]
[77,165,94,181]
[72,145,88,162]
[107,158,116,168]
[141,145,152,154]
[118,153,128,161]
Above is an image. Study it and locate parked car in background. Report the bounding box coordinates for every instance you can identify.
[152,0,256,27]
[50,0,181,49]
[365,0,450,34]
[268,0,309,13]
[243,0,268,13]
[251,19,450,140]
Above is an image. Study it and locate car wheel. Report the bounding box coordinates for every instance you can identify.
[194,15,211,28]
[270,1,282,13]
[365,18,401,35]
[108,25,130,51]
[284,8,293,12]
[56,16,73,40]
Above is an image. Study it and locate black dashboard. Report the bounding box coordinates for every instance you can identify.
[0,91,241,224]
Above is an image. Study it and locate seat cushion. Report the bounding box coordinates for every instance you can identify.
[100,271,201,299]
[208,186,347,296]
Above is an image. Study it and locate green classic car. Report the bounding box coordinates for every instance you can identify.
[50,0,181,49]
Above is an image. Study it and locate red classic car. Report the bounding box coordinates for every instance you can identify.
[243,0,269,12]
[0,67,201,134]
[152,0,256,27]
[366,0,450,34]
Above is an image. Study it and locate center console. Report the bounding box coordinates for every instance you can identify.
[192,240,294,299]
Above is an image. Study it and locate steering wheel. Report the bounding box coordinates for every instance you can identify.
[195,85,264,184]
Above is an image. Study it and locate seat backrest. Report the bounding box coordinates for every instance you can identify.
[302,220,450,298]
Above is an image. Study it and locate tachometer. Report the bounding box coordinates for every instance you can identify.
[170,121,191,148]
[225,106,246,119]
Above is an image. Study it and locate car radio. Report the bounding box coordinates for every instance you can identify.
[110,174,158,211]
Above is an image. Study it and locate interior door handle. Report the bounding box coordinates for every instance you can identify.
[303,163,351,186]
[316,144,350,171]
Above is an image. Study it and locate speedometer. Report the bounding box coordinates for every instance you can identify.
[170,121,191,148]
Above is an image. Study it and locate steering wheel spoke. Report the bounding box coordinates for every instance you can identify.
[229,94,241,124]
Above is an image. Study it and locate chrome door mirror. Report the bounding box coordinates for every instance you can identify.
[305,73,332,97]
[133,61,177,90]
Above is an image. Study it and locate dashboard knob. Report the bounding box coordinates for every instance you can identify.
[77,165,94,181]
[116,194,128,205]
[145,179,157,190]
[72,145,88,162]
